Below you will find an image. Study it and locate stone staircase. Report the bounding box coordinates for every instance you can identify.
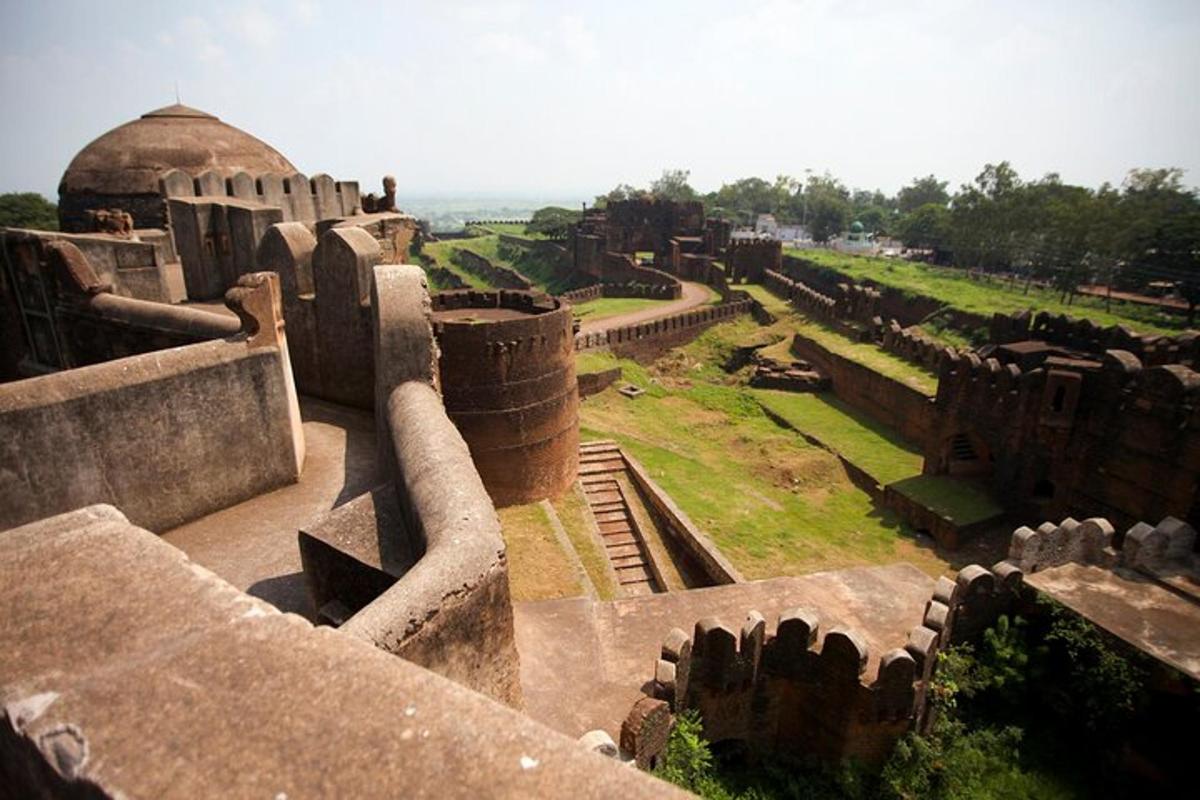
[578,440,661,596]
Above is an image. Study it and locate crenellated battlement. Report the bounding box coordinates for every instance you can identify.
[160,167,361,223]
[1008,514,1196,576]
[881,320,961,371]
[574,299,753,353]
[991,309,1200,367]
[625,562,1024,767]
[763,268,838,320]
[929,345,1200,531]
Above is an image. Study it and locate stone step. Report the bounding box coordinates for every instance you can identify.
[580,450,622,464]
[580,439,618,450]
[579,460,625,475]
[603,534,638,548]
[598,521,632,535]
[616,565,654,585]
[611,554,648,570]
[594,510,628,524]
[590,501,625,514]
[606,543,642,559]
[581,477,620,491]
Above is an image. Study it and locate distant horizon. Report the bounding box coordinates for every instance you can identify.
[3,2,1197,202]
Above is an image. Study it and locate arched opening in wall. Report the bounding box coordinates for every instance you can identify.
[192,178,202,195]
[283,178,292,195]
[941,431,992,477]
[224,178,234,196]
[255,178,263,194]
[310,178,318,195]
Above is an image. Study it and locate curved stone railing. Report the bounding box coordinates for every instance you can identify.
[300,264,523,706]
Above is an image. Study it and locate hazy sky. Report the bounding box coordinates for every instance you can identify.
[2,0,1197,201]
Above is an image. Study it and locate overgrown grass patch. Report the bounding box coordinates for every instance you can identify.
[752,390,924,484]
[578,336,960,578]
[793,250,1186,334]
[496,502,582,601]
[550,488,616,600]
[888,475,1004,527]
[572,296,673,324]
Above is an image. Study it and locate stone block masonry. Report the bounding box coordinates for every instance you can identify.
[632,560,1025,769]
[0,505,685,798]
[299,267,524,705]
[433,289,580,507]
[0,272,303,533]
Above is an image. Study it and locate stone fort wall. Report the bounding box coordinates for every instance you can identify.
[929,349,1200,530]
[0,272,303,532]
[433,289,580,507]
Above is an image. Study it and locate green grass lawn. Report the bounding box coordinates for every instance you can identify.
[420,233,581,294]
[573,296,673,324]
[888,475,1004,527]
[738,283,938,394]
[420,240,493,289]
[481,222,541,237]
[577,329,965,579]
[791,249,1186,335]
[751,390,924,484]
[575,350,622,375]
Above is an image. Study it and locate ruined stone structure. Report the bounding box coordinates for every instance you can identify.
[569,198,735,295]
[574,298,754,361]
[990,309,1200,367]
[929,348,1200,531]
[432,289,580,507]
[725,238,782,284]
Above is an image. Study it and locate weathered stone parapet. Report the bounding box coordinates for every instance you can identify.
[1007,514,1196,577]
[645,608,927,766]
[299,268,523,706]
[990,308,1200,367]
[573,299,754,355]
[0,505,680,798]
[880,318,960,372]
[160,167,361,223]
[0,313,303,532]
[628,561,1033,768]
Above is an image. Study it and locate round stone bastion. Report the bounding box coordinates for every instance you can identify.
[431,289,579,507]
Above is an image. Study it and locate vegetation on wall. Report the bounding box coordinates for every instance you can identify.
[655,604,1162,799]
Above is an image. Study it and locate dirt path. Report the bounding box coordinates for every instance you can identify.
[579,280,714,334]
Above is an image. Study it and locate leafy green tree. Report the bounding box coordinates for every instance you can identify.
[713,177,778,224]
[525,206,581,240]
[897,175,950,214]
[897,203,951,251]
[0,192,58,230]
[650,169,699,203]
[593,183,642,209]
[805,174,851,242]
